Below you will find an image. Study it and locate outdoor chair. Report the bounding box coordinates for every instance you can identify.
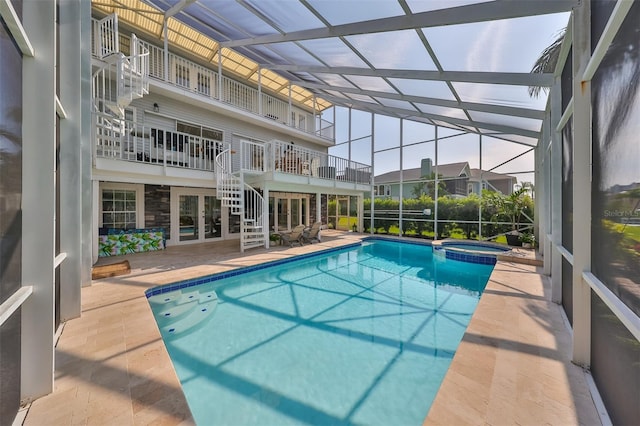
[302,221,322,244]
[279,224,306,247]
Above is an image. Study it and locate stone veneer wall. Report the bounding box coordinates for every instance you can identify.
[145,185,171,240]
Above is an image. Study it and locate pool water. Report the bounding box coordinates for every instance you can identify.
[147,240,494,425]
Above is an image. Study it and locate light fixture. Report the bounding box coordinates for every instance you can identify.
[153,103,159,113]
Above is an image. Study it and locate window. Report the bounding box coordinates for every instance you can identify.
[176,121,223,158]
[376,185,390,196]
[102,188,137,229]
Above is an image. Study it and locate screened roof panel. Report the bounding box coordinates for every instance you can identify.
[452,81,547,110]
[306,0,405,26]
[298,38,370,68]
[265,42,325,67]
[422,13,569,73]
[468,111,542,133]
[405,0,491,14]
[244,0,325,33]
[415,104,469,120]
[345,30,437,70]
[183,1,273,39]
[313,73,359,90]
[388,79,456,101]
[375,98,419,112]
[344,75,397,93]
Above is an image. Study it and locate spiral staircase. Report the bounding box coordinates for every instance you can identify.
[216,149,267,252]
[92,13,149,156]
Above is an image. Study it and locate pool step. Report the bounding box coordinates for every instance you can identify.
[159,296,218,336]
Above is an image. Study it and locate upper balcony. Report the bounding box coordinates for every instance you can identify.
[93,112,371,189]
[91,18,335,141]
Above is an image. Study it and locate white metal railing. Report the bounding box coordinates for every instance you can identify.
[236,139,371,185]
[91,20,333,140]
[0,287,33,327]
[94,14,119,59]
[93,111,226,171]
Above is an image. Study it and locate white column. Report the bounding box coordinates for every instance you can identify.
[571,0,592,367]
[398,119,403,236]
[163,19,169,81]
[263,186,269,248]
[316,191,322,226]
[434,126,439,240]
[478,135,483,239]
[21,0,56,401]
[80,0,93,287]
[550,79,563,304]
[58,0,87,320]
[370,113,375,234]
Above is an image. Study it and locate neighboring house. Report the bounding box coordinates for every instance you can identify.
[90,11,370,255]
[468,169,516,196]
[372,159,515,200]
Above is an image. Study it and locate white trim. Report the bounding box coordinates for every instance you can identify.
[582,0,634,82]
[555,97,573,133]
[0,0,34,57]
[0,286,33,327]
[557,244,573,265]
[55,96,68,119]
[583,272,640,343]
[54,252,68,269]
[583,370,613,426]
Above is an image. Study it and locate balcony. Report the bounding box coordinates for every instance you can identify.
[93,113,371,186]
[236,139,372,186]
[91,20,335,141]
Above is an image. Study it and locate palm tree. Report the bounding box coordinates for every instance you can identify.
[528,29,566,98]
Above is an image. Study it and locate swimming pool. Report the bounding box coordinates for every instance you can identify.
[147,240,494,425]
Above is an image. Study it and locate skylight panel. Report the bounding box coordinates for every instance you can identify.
[389,78,456,101]
[346,30,436,70]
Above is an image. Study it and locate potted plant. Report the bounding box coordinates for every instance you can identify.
[484,183,532,246]
[520,232,535,249]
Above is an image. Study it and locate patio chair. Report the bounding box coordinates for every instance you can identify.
[279,224,306,247]
[302,221,322,244]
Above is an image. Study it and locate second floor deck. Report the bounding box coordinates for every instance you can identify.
[93,112,371,188]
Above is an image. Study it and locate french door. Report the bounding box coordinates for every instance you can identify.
[272,193,309,231]
[172,188,222,244]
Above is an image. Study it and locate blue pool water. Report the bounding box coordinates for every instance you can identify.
[147,240,494,425]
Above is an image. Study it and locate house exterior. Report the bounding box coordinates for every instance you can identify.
[372,158,514,200]
[468,169,517,196]
[90,11,371,256]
